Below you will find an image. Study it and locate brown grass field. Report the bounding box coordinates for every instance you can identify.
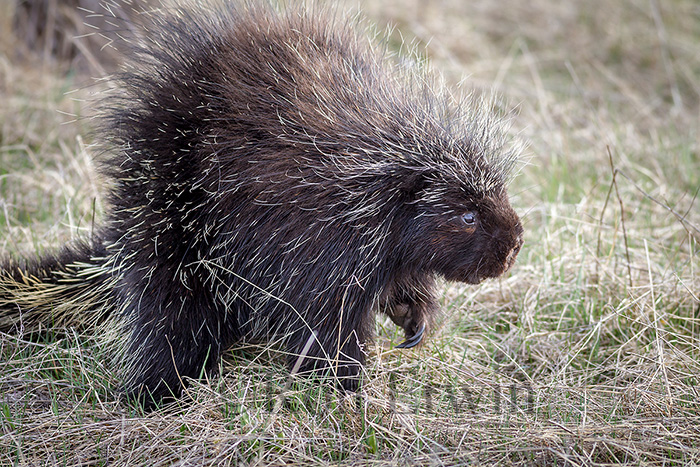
[1,0,699,465]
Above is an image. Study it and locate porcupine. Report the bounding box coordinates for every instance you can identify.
[0,1,524,406]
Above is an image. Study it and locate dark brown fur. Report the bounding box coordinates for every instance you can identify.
[0,2,523,407]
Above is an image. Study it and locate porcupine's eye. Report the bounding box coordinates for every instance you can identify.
[460,211,477,227]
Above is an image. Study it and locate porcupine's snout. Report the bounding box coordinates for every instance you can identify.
[491,218,524,278]
[504,229,523,272]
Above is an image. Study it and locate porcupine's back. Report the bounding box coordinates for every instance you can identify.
[101,2,516,221]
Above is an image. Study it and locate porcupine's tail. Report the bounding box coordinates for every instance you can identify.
[0,240,115,335]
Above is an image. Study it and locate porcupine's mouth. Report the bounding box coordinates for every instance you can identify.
[457,269,488,285]
[445,258,509,284]
[464,273,483,285]
[465,235,523,284]
[439,265,487,285]
[463,262,507,284]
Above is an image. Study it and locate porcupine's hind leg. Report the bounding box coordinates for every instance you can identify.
[115,267,237,408]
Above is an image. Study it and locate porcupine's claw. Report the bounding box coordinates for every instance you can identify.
[395,322,426,349]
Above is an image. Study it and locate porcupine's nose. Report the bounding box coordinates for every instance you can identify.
[504,230,523,272]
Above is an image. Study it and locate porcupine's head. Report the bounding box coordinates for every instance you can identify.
[387,93,524,287]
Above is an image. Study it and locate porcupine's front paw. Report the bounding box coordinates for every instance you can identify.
[388,303,429,349]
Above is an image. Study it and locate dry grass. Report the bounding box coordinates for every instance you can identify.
[1,0,699,465]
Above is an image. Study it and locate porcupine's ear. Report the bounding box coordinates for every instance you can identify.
[397,168,434,201]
